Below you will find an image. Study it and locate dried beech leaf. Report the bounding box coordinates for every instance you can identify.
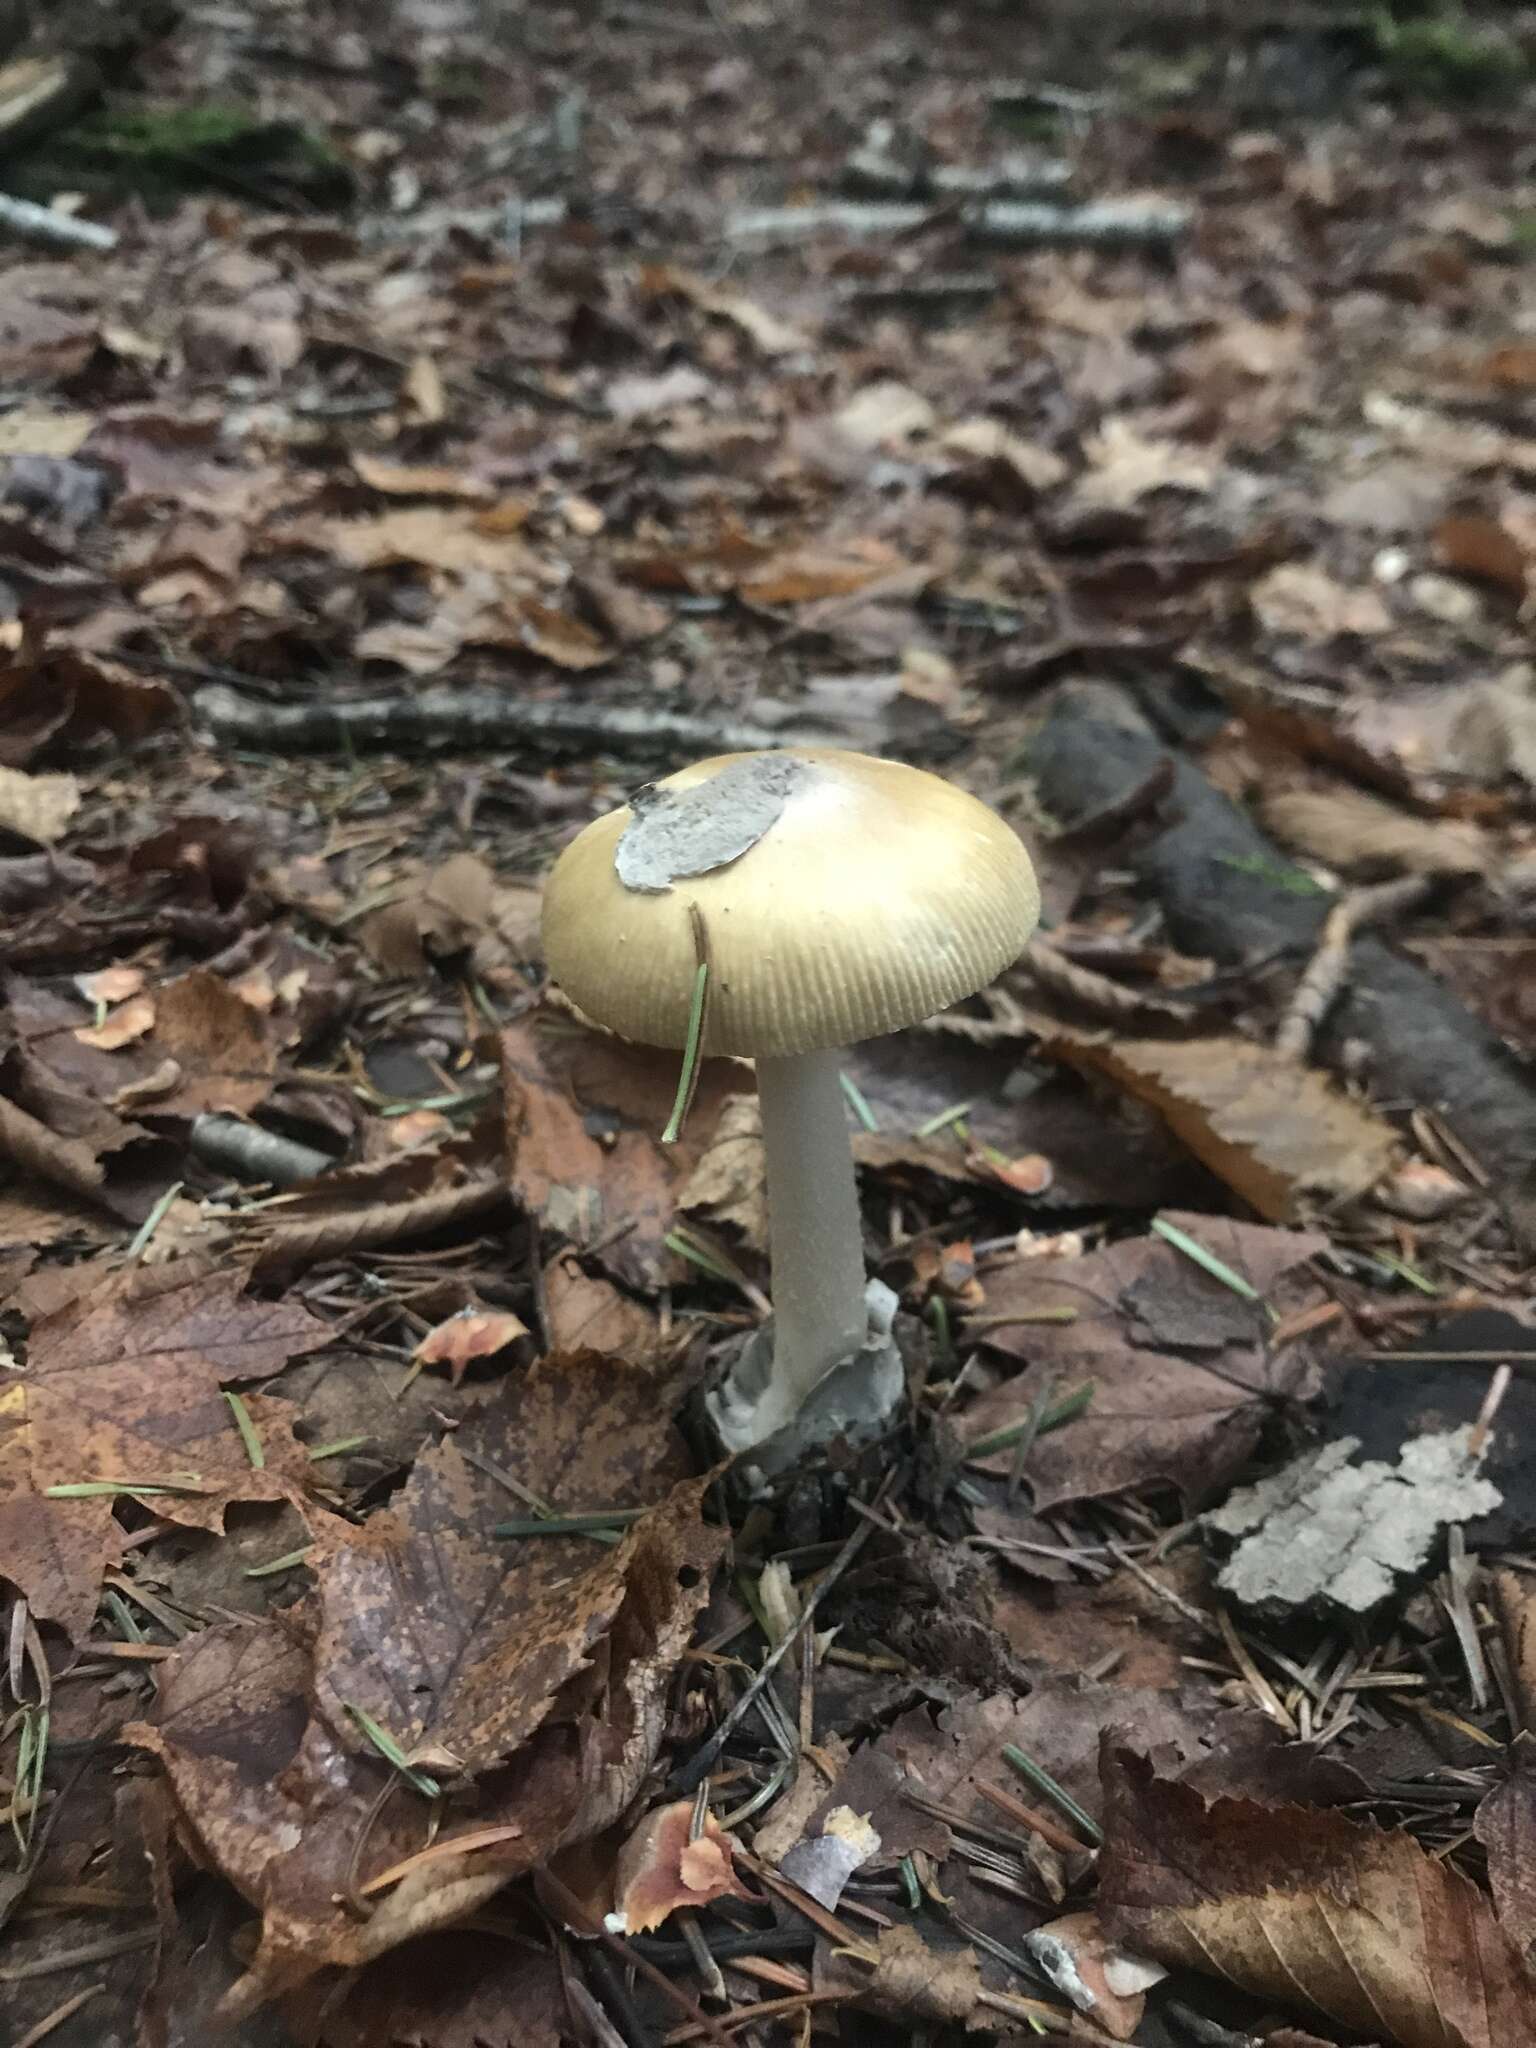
[1100,1749,1536,2046]
[1260,785,1492,879]
[1033,1022,1398,1218]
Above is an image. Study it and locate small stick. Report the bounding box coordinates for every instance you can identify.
[1276,876,1431,1062]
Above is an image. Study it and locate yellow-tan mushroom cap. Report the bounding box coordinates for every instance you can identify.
[541,749,1040,1058]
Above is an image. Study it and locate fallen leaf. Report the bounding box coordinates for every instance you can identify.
[1251,562,1393,639]
[1259,785,1492,878]
[962,1217,1327,1511]
[1474,1761,1536,1968]
[740,538,914,606]
[131,1458,723,2010]
[0,1262,328,1638]
[677,1092,769,1253]
[942,416,1069,493]
[316,1934,571,2048]
[1030,1021,1399,1219]
[74,966,146,1005]
[834,380,935,448]
[605,363,714,422]
[352,455,495,501]
[518,599,609,670]
[1100,1748,1536,2046]
[404,352,447,424]
[147,969,278,1115]
[304,1356,699,1771]
[310,508,538,578]
[1074,418,1215,511]
[500,1013,745,1288]
[1445,664,1536,787]
[831,1922,984,2030]
[1437,509,1533,602]
[541,1253,665,1360]
[0,763,79,843]
[0,408,93,458]
[73,992,156,1050]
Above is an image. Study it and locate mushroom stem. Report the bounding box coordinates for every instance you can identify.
[755,1048,871,1419]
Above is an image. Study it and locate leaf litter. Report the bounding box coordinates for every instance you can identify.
[3,3,1536,2044]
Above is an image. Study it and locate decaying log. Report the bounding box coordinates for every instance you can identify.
[1026,683,1536,1245]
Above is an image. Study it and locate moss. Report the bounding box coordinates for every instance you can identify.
[1370,8,1529,99]
[13,99,354,210]
[74,103,268,158]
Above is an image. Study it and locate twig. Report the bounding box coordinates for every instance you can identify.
[1276,876,1432,1062]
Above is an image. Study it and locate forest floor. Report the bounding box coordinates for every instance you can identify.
[2,2,1536,2044]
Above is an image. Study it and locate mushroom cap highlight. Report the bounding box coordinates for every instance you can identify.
[541,749,1040,1058]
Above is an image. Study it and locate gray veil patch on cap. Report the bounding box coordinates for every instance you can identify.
[614,753,812,893]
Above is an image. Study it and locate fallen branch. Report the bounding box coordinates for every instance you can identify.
[727,196,1190,249]
[194,681,792,760]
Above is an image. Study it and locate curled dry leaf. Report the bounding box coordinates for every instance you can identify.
[411,1305,529,1385]
[963,1216,1327,1511]
[1100,1748,1536,2046]
[610,1797,752,1933]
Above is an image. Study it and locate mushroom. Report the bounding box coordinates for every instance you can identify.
[541,749,1039,1461]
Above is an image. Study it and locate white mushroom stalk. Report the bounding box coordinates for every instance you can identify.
[541,749,1040,1461]
[716,1048,871,1447]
